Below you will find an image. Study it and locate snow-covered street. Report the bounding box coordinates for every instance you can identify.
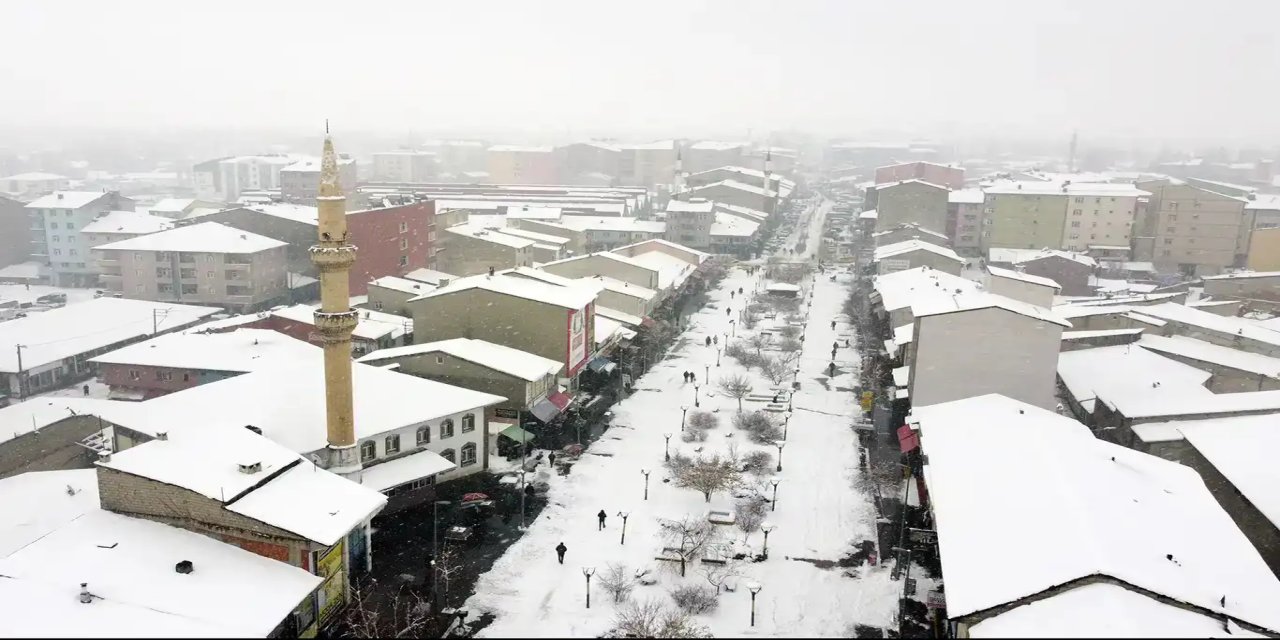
[463,204,896,637]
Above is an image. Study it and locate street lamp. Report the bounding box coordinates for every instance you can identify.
[770,477,781,511]
[730,319,737,337]
[747,582,762,627]
[663,432,672,462]
[583,567,596,608]
[775,441,786,472]
[761,523,775,557]
[618,511,631,545]
[783,412,791,440]
[680,406,689,432]
[716,347,722,366]
[704,363,710,381]
[641,468,651,500]
[694,384,701,408]
[518,470,528,530]
[431,500,452,606]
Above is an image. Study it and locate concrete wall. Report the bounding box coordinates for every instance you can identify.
[987,193,1068,250]
[99,362,237,397]
[0,414,105,479]
[541,255,660,289]
[1061,194,1140,252]
[987,275,1057,308]
[99,245,289,313]
[874,181,949,234]
[874,226,950,249]
[874,163,964,189]
[1019,256,1093,296]
[1204,274,1280,298]
[347,202,435,294]
[193,207,317,276]
[438,232,529,277]
[1150,184,1246,274]
[367,351,550,413]
[876,249,963,275]
[1246,227,1280,272]
[910,306,1063,410]
[0,195,29,268]
[365,284,416,316]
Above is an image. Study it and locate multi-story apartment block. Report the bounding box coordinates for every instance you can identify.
[94,222,289,312]
[618,141,678,188]
[0,194,29,269]
[555,142,620,183]
[875,161,964,189]
[985,182,1147,253]
[0,172,71,197]
[437,224,534,276]
[372,151,439,183]
[81,210,175,275]
[25,190,136,286]
[948,188,987,255]
[664,199,715,249]
[1143,181,1249,276]
[192,155,296,202]
[873,179,949,234]
[280,156,358,205]
[486,146,559,184]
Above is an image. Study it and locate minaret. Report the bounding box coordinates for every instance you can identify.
[309,125,361,477]
[674,147,685,199]
[764,148,775,217]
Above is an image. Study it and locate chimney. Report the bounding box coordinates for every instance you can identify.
[156,431,168,441]
[238,461,262,474]
[96,450,111,463]
[79,583,92,604]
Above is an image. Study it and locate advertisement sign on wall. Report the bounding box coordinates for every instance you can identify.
[567,307,589,374]
[315,540,346,624]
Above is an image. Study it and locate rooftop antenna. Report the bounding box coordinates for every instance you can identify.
[325,119,330,135]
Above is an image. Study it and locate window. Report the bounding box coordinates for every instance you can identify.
[462,414,476,433]
[372,301,383,310]
[135,283,145,293]
[1165,227,1175,233]
[435,355,445,364]
[156,268,171,278]
[133,269,141,277]
[226,285,251,296]
[385,434,401,454]
[1074,197,1083,203]
[66,235,75,244]
[399,255,408,267]
[179,253,195,263]
[416,426,430,445]
[360,440,376,462]
[50,222,58,229]
[441,448,456,464]
[63,210,71,216]
[225,270,243,280]
[1070,221,1080,228]
[206,271,214,279]
[399,221,408,233]
[1164,238,1173,245]
[440,419,454,439]
[158,283,174,294]
[129,369,141,381]
[156,370,173,381]
[1169,202,1179,211]
[53,248,61,256]
[399,238,408,250]
[1072,209,1081,216]
[52,235,60,242]
[460,443,477,466]
[180,268,196,279]
[156,252,170,261]
[182,284,197,294]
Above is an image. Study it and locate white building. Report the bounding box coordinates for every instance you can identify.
[0,172,71,197]
[25,191,137,286]
[372,151,438,182]
[874,239,964,275]
[908,294,1070,409]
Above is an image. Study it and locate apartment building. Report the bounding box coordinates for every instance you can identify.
[194,155,297,202]
[280,156,358,205]
[985,182,1146,253]
[25,190,137,286]
[0,194,29,268]
[487,146,559,184]
[684,142,748,175]
[437,224,534,276]
[0,172,71,197]
[874,161,964,189]
[94,222,289,312]
[947,188,987,254]
[873,179,949,234]
[664,199,715,249]
[81,210,175,275]
[372,151,439,182]
[1145,181,1250,275]
[555,142,620,182]
[618,141,677,188]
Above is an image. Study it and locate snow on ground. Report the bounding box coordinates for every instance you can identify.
[0,283,100,308]
[465,203,896,637]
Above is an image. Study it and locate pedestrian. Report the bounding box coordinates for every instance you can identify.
[82,384,89,396]
[726,307,731,317]
[831,320,836,330]
[690,371,696,383]
[846,339,851,348]
[831,348,837,359]
[597,510,607,530]
[556,542,567,564]
[828,362,836,376]
[548,451,557,468]
[832,340,839,351]
[738,287,744,294]
[730,291,735,299]
[705,336,711,347]
[713,335,718,345]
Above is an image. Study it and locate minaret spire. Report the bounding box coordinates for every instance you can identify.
[309,126,361,477]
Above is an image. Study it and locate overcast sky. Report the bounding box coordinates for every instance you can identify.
[3,0,1278,143]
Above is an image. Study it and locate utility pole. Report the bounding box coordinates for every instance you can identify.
[15,344,26,400]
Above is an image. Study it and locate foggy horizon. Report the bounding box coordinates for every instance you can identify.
[4,0,1280,147]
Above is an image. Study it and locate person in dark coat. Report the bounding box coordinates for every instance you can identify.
[726,307,731,316]
[556,542,567,564]
[833,340,839,351]
[828,361,836,376]
[548,451,557,468]
[689,372,696,383]
[831,320,836,330]
[738,287,744,294]
[597,510,607,530]
[705,336,711,347]
[713,336,718,345]
[730,291,735,299]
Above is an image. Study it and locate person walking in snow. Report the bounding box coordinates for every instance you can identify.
[713,335,718,345]
[828,361,836,376]
[548,451,557,468]
[597,510,607,530]
[832,340,839,351]
[556,542,567,564]
[726,307,731,317]
[739,287,744,295]
[730,291,735,299]
[705,336,711,347]
[831,320,836,330]
[689,371,696,383]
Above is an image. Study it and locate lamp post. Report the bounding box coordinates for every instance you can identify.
[518,470,528,530]
[761,523,775,557]
[730,319,736,337]
[775,441,786,472]
[618,511,630,545]
[680,406,689,432]
[770,477,781,511]
[793,366,800,387]
[747,582,762,627]
[641,468,651,500]
[583,567,596,609]
[663,432,672,461]
[431,499,451,607]
[783,412,791,440]
[716,347,722,366]
[694,384,701,408]
[704,364,710,381]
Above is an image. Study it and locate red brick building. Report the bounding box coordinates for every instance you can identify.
[874,161,965,190]
[348,201,435,295]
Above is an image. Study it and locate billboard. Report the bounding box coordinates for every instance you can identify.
[566,307,589,375]
[316,540,346,624]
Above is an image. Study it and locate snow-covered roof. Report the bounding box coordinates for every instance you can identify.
[912,291,1071,327]
[595,306,644,328]
[766,283,802,293]
[1245,193,1280,211]
[613,238,710,265]
[505,205,564,219]
[1057,344,1213,415]
[947,188,986,204]
[911,394,1280,631]
[594,314,628,344]
[969,583,1263,638]
[359,448,455,492]
[1202,270,1280,281]
[243,202,319,225]
[81,210,174,235]
[410,273,597,309]
[25,191,111,209]
[620,140,675,151]
[686,179,776,199]
[368,275,436,295]
[712,202,769,222]
[689,141,747,151]
[95,222,286,254]
[2,172,68,182]
[1066,292,1183,307]
[871,266,984,316]
[986,265,1062,290]
[874,178,948,191]
[89,328,320,373]
[552,216,666,234]
[494,226,572,245]
[402,267,457,285]
[0,298,220,374]
[665,200,715,213]
[983,180,1150,198]
[149,197,196,213]
[871,223,949,241]
[488,144,554,153]
[1052,303,1134,319]
[445,224,537,249]
[584,275,658,300]
[858,209,878,219]
[135,360,504,456]
[0,470,324,638]
[1060,328,1144,340]
[280,156,353,173]
[711,212,760,237]
[358,337,562,381]
[0,398,145,448]
[1139,303,1280,349]
[270,304,412,341]
[874,239,964,263]
[988,247,1098,267]
[1166,415,1280,531]
[1139,335,1280,379]
[625,250,698,290]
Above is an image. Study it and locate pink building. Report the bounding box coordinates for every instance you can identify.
[874,162,965,190]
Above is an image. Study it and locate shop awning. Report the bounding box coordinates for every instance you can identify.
[498,424,536,444]
[107,388,147,401]
[548,390,572,410]
[529,397,562,423]
[588,356,617,374]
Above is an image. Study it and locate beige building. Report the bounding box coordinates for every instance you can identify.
[81,210,175,274]
[619,141,677,188]
[438,224,534,276]
[1144,181,1250,275]
[94,222,289,312]
[873,179,949,234]
[406,274,600,383]
[511,218,587,254]
[874,240,964,275]
[664,199,715,249]
[985,182,1147,252]
[486,145,558,184]
[1201,271,1280,299]
[367,275,437,316]
[539,252,661,290]
[279,156,357,205]
[949,188,988,253]
[985,265,1061,307]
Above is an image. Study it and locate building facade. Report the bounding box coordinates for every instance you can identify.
[26,191,137,286]
[874,161,964,189]
[281,156,358,205]
[873,180,949,234]
[0,194,30,268]
[372,151,439,183]
[486,146,559,184]
[1146,182,1249,275]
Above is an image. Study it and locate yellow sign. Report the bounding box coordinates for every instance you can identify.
[861,391,874,411]
[316,540,346,624]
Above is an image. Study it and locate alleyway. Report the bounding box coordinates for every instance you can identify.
[459,199,898,637]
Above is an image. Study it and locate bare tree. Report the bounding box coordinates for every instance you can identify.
[610,598,713,638]
[779,325,800,340]
[747,333,770,357]
[659,516,718,577]
[719,373,754,412]
[670,584,719,614]
[761,356,790,386]
[434,543,464,601]
[701,560,746,595]
[598,562,635,603]
[735,498,768,544]
[733,411,781,443]
[777,338,803,364]
[673,454,741,503]
[742,450,774,475]
[342,577,434,638]
[687,410,719,431]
